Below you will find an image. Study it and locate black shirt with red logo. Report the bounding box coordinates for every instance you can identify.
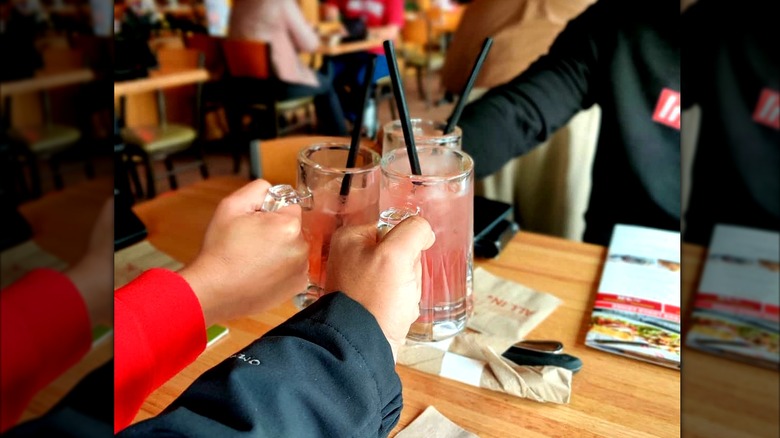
[457,0,680,245]
[681,0,779,245]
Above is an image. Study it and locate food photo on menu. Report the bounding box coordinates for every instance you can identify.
[585,225,682,369]
[685,225,780,369]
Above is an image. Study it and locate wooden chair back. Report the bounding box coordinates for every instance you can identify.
[184,33,226,79]
[155,47,204,72]
[401,15,431,48]
[221,38,271,79]
[153,48,204,127]
[39,47,85,73]
[257,136,376,187]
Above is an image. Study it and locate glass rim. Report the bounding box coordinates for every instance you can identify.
[298,142,381,176]
[384,118,462,143]
[381,146,474,182]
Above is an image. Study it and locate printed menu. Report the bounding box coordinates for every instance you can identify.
[685,225,779,369]
[585,225,681,369]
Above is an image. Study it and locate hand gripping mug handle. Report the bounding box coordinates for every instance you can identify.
[376,206,420,241]
[261,184,314,212]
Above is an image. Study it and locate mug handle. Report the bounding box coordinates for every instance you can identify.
[261,184,313,212]
[376,206,420,241]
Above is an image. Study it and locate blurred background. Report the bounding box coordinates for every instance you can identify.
[0,0,777,435]
[1,0,113,434]
[679,0,779,437]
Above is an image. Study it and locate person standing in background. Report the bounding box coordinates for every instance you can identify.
[321,0,404,126]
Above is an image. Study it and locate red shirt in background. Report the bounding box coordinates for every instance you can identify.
[326,0,405,54]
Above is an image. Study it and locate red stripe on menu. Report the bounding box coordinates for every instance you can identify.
[596,293,663,311]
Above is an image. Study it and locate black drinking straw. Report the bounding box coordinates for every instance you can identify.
[339,56,378,197]
[444,37,494,135]
[383,40,422,175]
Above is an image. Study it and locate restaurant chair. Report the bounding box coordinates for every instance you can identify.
[4,48,91,198]
[119,48,208,199]
[184,33,227,79]
[220,38,316,172]
[253,135,376,186]
[184,33,230,143]
[400,14,445,108]
[148,33,186,54]
[427,6,463,51]
[4,93,82,199]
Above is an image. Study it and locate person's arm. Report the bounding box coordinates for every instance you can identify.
[455,0,610,179]
[118,215,435,437]
[284,0,320,53]
[680,0,705,110]
[0,198,113,433]
[113,268,207,433]
[118,292,402,437]
[114,179,309,432]
[0,269,92,434]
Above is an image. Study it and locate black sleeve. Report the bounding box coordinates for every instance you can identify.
[118,292,402,438]
[455,0,612,179]
[680,0,707,110]
[2,359,114,438]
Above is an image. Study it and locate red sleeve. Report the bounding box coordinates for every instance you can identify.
[385,0,404,27]
[114,268,206,433]
[0,268,92,433]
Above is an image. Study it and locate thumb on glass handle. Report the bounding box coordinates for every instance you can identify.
[376,206,420,241]
[261,184,313,212]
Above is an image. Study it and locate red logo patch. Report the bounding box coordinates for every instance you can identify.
[652,88,681,130]
[753,88,780,130]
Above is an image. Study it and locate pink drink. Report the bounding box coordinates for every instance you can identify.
[382,118,462,158]
[302,184,379,294]
[380,147,474,341]
[296,144,380,308]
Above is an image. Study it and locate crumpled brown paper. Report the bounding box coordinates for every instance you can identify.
[397,268,571,404]
[395,406,479,438]
[467,267,562,339]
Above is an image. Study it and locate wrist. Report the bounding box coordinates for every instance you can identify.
[179,261,222,327]
[65,258,111,328]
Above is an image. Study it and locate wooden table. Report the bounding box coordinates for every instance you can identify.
[316,38,384,57]
[0,69,95,97]
[680,246,780,438]
[114,68,210,97]
[131,175,681,437]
